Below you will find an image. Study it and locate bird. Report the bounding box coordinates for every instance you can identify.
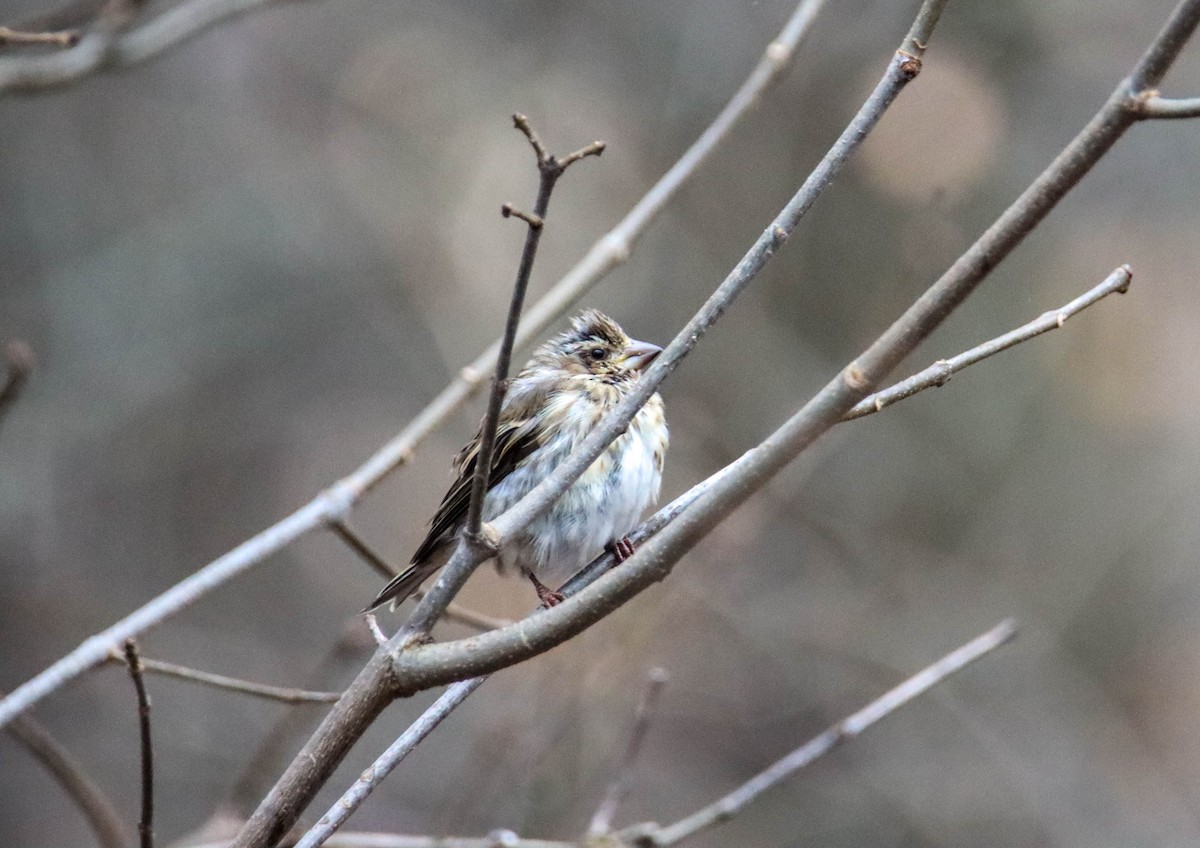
[366,309,668,611]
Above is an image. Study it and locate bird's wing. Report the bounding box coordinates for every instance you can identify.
[410,411,542,564]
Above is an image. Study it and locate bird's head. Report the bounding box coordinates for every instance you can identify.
[534,309,662,381]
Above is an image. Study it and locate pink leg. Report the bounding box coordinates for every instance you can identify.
[528,573,565,607]
[607,536,637,563]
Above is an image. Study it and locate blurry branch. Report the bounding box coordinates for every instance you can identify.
[0,0,829,731]
[330,520,509,631]
[190,833,575,848]
[0,0,291,95]
[0,26,80,47]
[251,5,945,845]
[587,668,669,839]
[8,0,107,33]
[4,692,131,848]
[0,340,34,427]
[108,651,342,704]
[1132,90,1200,118]
[123,641,154,848]
[842,264,1133,420]
[619,621,1018,847]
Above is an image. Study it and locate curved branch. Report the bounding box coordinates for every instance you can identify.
[5,699,131,848]
[0,0,829,732]
[1134,92,1200,118]
[108,653,343,704]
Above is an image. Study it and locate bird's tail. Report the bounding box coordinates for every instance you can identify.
[362,561,438,613]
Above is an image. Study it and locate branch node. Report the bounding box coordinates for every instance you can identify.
[501,203,544,229]
[896,49,922,79]
[764,40,791,68]
[843,361,870,392]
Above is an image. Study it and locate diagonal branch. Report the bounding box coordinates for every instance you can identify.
[624,620,1018,847]
[587,667,669,839]
[108,652,342,704]
[5,695,131,848]
[0,0,828,733]
[843,264,1132,420]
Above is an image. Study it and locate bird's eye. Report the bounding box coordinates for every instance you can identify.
[588,347,607,361]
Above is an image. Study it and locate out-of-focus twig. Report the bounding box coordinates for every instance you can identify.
[5,692,131,848]
[621,621,1018,847]
[0,0,293,95]
[0,26,80,47]
[843,264,1133,420]
[587,667,669,839]
[108,651,342,704]
[123,640,154,848]
[186,832,575,848]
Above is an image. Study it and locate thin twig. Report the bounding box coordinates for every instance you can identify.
[186,833,576,848]
[626,621,1018,847]
[0,0,828,734]
[404,116,604,642]
[123,640,154,848]
[0,26,80,47]
[843,264,1133,420]
[1134,91,1200,118]
[108,651,342,704]
[363,613,388,647]
[5,693,131,848]
[587,667,669,838]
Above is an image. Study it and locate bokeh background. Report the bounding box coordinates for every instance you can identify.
[3,0,1200,846]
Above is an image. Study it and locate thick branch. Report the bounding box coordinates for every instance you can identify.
[5,698,131,848]
[634,621,1017,847]
[0,0,827,733]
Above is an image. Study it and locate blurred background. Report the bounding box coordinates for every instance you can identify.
[3,0,1200,845]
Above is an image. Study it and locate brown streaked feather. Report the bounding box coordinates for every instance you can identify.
[409,414,542,564]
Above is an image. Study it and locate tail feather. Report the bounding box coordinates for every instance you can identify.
[362,562,438,613]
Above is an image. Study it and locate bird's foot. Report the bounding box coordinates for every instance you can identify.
[607,536,637,563]
[529,574,565,608]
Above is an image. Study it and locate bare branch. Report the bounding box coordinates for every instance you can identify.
[629,621,1018,847]
[108,652,342,704]
[1133,91,1200,118]
[0,0,827,733]
[188,832,575,848]
[0,26,80,47]
[0,0,291,95]
[123,640,154,848]
[587,667,669,839]
[5,695,131,848]
[843,264,1133,420]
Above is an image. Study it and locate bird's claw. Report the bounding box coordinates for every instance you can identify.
[608,536,637,563]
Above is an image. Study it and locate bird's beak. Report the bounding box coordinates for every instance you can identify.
[621,339,663,372]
